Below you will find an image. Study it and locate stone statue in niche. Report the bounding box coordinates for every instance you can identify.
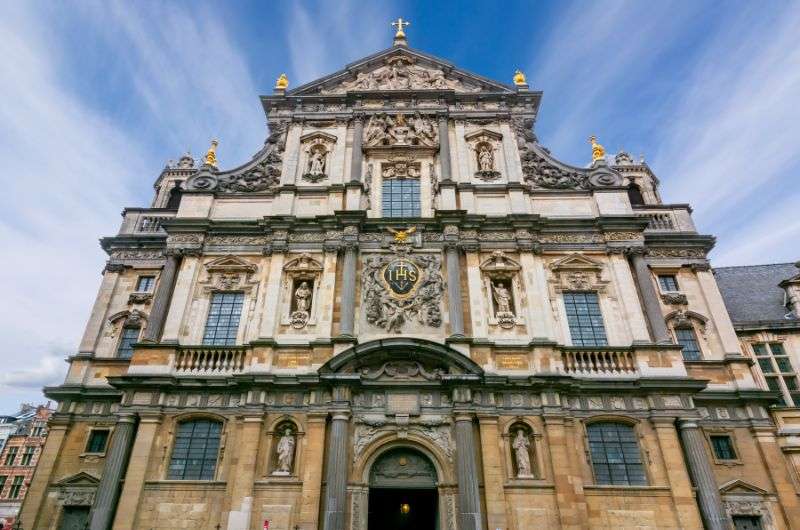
[273,427,296,475]
[478,145,494,172]
[302,146,328,183]
[290,280,313,329]
[513,429,533,478]
[491,280,516,329]
[472,141,501,181]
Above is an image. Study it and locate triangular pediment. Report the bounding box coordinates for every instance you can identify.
[54,472,100,487]
[204,255,257,273]
[549,253,604,272]
[290,46,515,96]
[719,479,769,496]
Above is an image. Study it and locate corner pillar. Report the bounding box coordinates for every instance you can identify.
[677,420,729,530]
[751,426,800,526]
[454,414,483,530]
[322,411,351,530]
[627,248,670,343]
[88,414,138,530]
[142,253,181,342]
[224,414,265,530]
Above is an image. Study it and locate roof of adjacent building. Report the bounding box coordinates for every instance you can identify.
[714,263,799,324]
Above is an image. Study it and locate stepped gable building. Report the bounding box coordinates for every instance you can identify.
[20,21,800,530]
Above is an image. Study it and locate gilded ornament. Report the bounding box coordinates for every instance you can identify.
[589,135,605,162]
[275,73,289,89]
[204,139,219,167]
[513,69,527,86]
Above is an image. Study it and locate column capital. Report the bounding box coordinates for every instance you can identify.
[116,413,139,425]
[454,413,475,423]
[649,416,679,427]
[330,411,351,422]
[624,245,649,258]
[677,418,700,431]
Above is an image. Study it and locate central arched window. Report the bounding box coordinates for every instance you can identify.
[587,422,646,486]
[168,419,222,480]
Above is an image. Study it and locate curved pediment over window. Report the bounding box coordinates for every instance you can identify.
[319,338,484,380]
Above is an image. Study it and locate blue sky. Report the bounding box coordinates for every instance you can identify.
[1,0,799,413]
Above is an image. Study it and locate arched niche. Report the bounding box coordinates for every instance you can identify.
[369,447,438,489]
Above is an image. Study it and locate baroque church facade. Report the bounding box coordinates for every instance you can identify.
[19,24,800,530]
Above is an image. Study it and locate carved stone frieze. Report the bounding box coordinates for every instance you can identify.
[604,231,644,242]
[205,235,269,246]
[661,292,688,306]
[648,247,707,258]
[360,361,445,382]
[540,233,603,244]
[110,249,164,261]
[364,112,438,148]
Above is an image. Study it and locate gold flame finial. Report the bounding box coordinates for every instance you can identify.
[205,139,219,167]
[513,69,527,86]
[589,135,605,162]
[392,17,410,39]
[275,73,289,90]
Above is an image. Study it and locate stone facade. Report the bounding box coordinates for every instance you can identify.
[18,29,800,530]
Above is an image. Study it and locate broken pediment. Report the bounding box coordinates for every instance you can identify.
[719,479,769,496]
[54,472,100,487]
[290,48,513,96]
[204,255,258,274]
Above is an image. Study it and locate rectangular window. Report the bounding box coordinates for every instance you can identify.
[136,275,156,292]
[9,476,23,498]
[733,515,763,530]
[116,327,140,359]
[587,423,646,486]
[4,447,17,466]
[202,292,245,346]
[381,179,421,218]
[709,435,737,460]
[658,274,679,292]
[752,342,799,406]
[675,328,702,360]
[0,476,6,497]
[85,430,110,454]
[563,292,607,346]
[20,446,35,466]
[168,420,222,480]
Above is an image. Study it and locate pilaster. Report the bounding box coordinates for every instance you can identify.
[225,414,265,530]
[18,421,70,529]
[628,248,670,343]
[543,415,588,529]
[322,410,351,530]
[751,426,800,527]
[339,241,359,338]
[477,415,507,530]
[454,413,483,530]
[79,267,122,353]
[297,414,328,530]
[161,254,201,342]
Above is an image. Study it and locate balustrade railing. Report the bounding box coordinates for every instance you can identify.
[637,212,675,230]
[561,348,638,376]
[174,347,247,375]
[136,215,172,233]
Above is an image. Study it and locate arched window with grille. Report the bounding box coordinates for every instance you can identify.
[587,421,646,486]
[627,183,645,206]
[168,419,222,480]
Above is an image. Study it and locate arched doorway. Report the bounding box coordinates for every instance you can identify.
[367,447,439,530]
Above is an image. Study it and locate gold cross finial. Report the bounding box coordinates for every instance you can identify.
[392,17,410,38]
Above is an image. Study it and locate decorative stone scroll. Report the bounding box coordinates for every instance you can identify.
[362,250,444,332]
[480,251,524,329]
[364,112,438,148]
[281,253,324,329]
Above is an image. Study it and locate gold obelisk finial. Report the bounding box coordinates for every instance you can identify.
[275,73,289,90]
[204,139,219,168]
[392,17,410,45]
[589,135,605,163]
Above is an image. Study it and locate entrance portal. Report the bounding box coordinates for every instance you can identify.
[367,448,439,530]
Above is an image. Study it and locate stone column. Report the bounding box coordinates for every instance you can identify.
[438,114,452,182]
[143,253,181,342]
[454,414,483,530]
[339,243,358,337]
[446,243,465,337]
[651,418,704,529]
[88,414,138,530]
[322,411,350,530]
[627,248,670,343]
[350,115,364,183]
[677,420,729,530]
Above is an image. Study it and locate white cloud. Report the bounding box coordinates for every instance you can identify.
[0,354,66,390]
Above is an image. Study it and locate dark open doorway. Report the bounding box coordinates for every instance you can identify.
[367,487,438,530]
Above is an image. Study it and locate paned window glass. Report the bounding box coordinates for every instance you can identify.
[202,292,245,345]
[85,430,110,454]
[168,420,222,480]
[20,447,35,466]
[733,515,763,529]
[116,327,140,359]
[658,275,679,292]
[0,476,6,496]
[4,447,17,466]
[675,328,702,360]
[9,476,23,498]
[709,435,737,460]
[381,179,420,218]
[136,276,156,292]
[587,422,646,486]
[563,292,607,346]
[752,342,799,406]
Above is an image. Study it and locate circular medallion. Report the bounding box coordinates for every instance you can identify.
[381,258,421,298]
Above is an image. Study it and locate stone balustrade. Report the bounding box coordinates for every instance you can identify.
[173,346,248,375]
[561,347,638,376]
[117,208,176,235]
[634,204,695,232]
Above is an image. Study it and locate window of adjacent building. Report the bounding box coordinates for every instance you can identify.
[30,426,45,437]
[9,476,23,498]
[116,327,141,359]
[657,274,679,292]
[4,447,17,466]
[709,434,737,461]
[753,342,800,406]
[675,327,702,361]
[381,179,420,218]
[202,292,245,346]
[167,419,222,480]
[587,422,646,486]
[19,446,35,466]
[85,430,110,454]
[0,475,6,497]
[136,275,156,292]
[732,515,764,530]
[563,292,608,346]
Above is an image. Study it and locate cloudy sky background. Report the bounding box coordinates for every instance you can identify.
[1,0,798,413]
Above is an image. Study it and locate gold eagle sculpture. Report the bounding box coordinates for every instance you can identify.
[388,226,417,243]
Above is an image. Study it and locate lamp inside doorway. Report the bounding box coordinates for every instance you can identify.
[400,503,411,515]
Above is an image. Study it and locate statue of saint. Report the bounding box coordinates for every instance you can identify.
[513,429,532,477]
[274,428,295,474]
[308,150,325,175]
[492,281,513,314]
[478,145,494,172]
[294,281,312,313]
